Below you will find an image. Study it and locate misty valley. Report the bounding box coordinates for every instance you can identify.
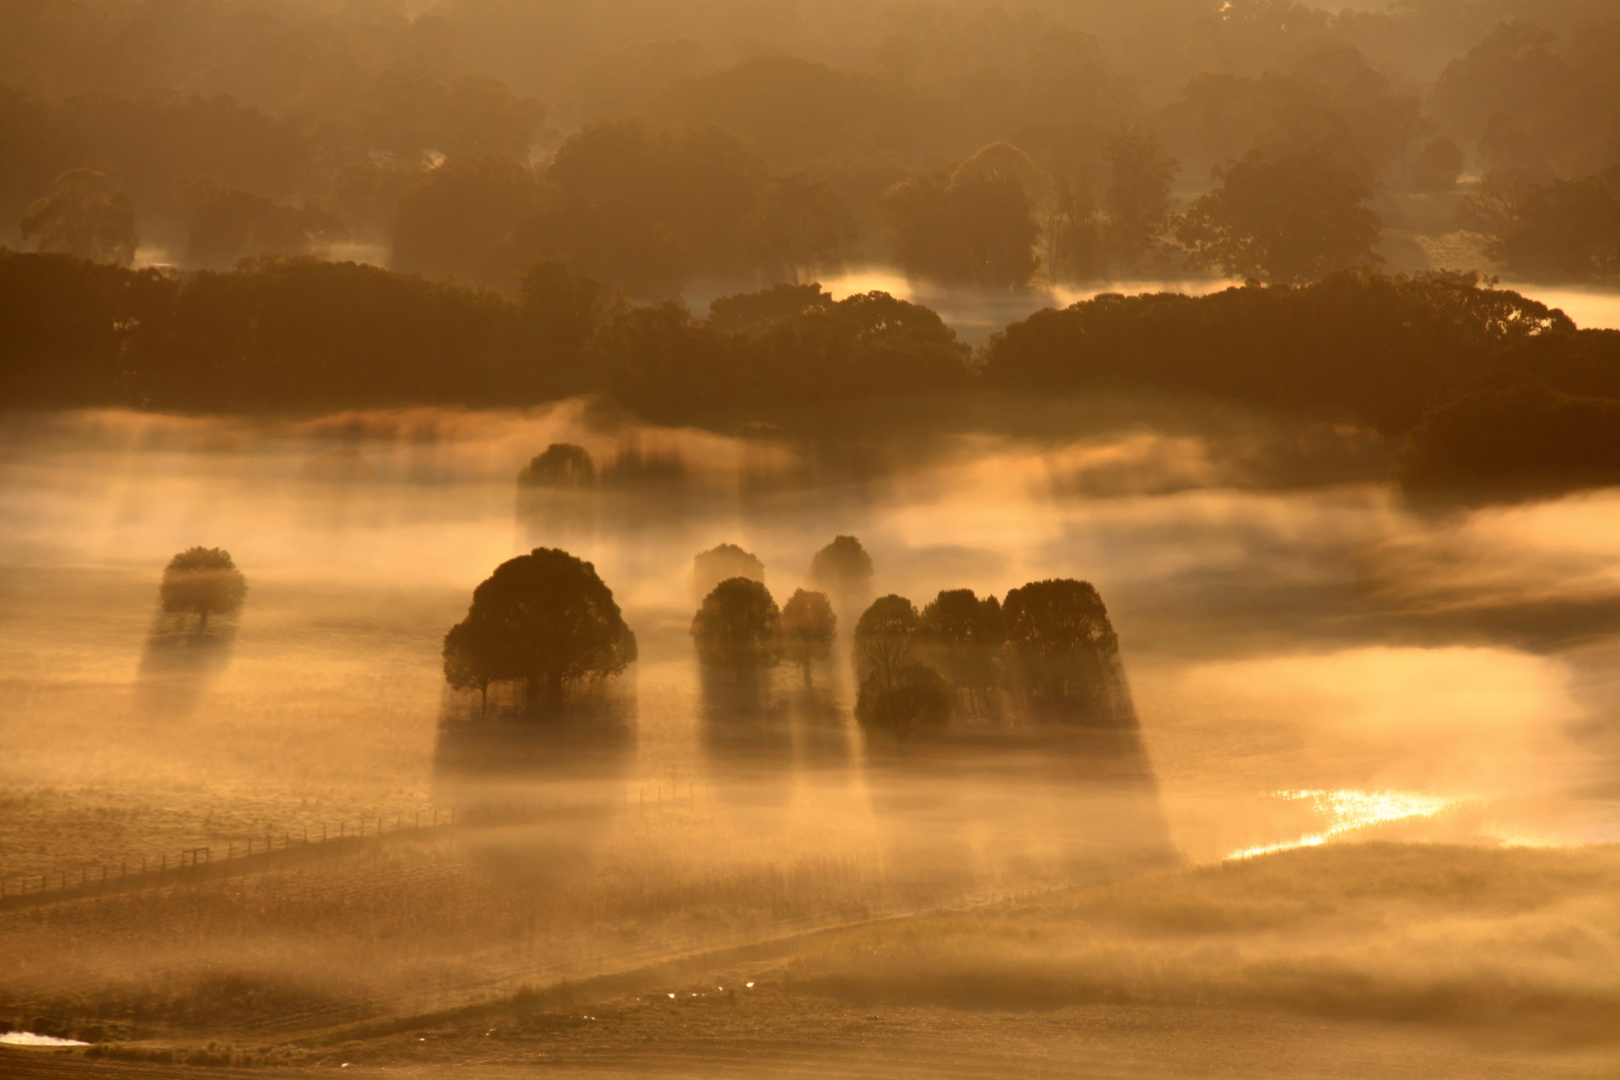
[1,404,1618,1077]
[5,0,1620,1075]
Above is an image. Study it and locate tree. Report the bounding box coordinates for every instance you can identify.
[691,577,782,680]
[519,260,606,355]
[1103,131,1178,272]
[1175,152,1381,284]
[855,661,952,743]
[884,144,1042,288]
[1492,166,1620,284]
[518,443,595,488]
[390,156,540,282]
[444,548,636,714]
[442,616,505,716]
[918,588,1005,715]
[781,588,836,683]
[160,547,247,630]
[179,176,346,270]
[505,195,689,300]
[852,594,920,690]
[807,535,874,604]
[691,544,765,604]
[708,283,832,337]
[1396,383,1620,507]
[20,170,137,267]
[1001,578,1119,721]
[751,176,857,284]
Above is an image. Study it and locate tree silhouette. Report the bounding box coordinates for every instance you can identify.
[519,260,606,354]
[918,588,1005,715]
[1492,166,1620,284]
[21,169,137,267]
[691,577,781,680]
[852,594,919,690]
[781,588,836,683]
[691,543,765,604]
[751,176,857,283]
[1103,131,1178,273]
[884,143,1042,288]
[807,535,874,605]
[1175,151,1381,284]
[390,156,539,282]
[179,176,346,270]
[1001,578,1119,721]
[442,616,506,716]
[443,548,636,714]
[519,443,595,488]
[855,661,952,743]
[160,547,247,631]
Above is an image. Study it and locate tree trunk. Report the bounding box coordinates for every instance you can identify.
[197,608,209,631]
[479,683,488,717]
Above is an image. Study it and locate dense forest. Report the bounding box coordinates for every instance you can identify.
[3,0,1619,289]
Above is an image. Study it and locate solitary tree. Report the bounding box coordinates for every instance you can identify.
[691,577,782,680]
[160,547,248,631]
[807,535,873,603]
[1001,578,1119,721]
[518,443,596,487]
[781,588,836,683]
[691,543,765,603]
[443,548,636,714]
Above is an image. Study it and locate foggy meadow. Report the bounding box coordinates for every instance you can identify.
[3,0,1620,1077]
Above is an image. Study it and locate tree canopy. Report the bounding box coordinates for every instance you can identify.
[1175,152,1381,284]
[691,577,782,679]
[443,548,636,715]
[807,536,875,601]
[160,547,247,630]
[519,443,596,488]
[781,588,837,679]
[691,544,765,604]
[1001,578,1119,721]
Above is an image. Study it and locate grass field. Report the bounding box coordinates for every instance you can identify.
[3,842,1617,1078]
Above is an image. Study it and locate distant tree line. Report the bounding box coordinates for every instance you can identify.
[5,1,1618,288]
[5,250,1617,504]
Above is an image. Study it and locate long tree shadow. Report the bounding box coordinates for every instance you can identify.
[134,610,238,719]
[698,665,795,806]
[860,660,1174,899]
[432,683,638,889]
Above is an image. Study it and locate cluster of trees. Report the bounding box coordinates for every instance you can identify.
[677,535,1126,739]
[850,580,1124,740]
[0,253,967,419]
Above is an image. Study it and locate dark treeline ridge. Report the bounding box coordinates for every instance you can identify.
[4,0,1619,288]
[8,249,1618,503]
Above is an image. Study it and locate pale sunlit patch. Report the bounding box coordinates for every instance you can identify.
[1225,788,1454,859]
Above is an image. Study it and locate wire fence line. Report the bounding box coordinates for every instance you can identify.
[0,781,707,913]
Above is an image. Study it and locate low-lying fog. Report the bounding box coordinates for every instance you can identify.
[2,402,1616,894]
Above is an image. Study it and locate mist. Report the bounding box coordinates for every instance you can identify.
[5,0,1620,1075]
